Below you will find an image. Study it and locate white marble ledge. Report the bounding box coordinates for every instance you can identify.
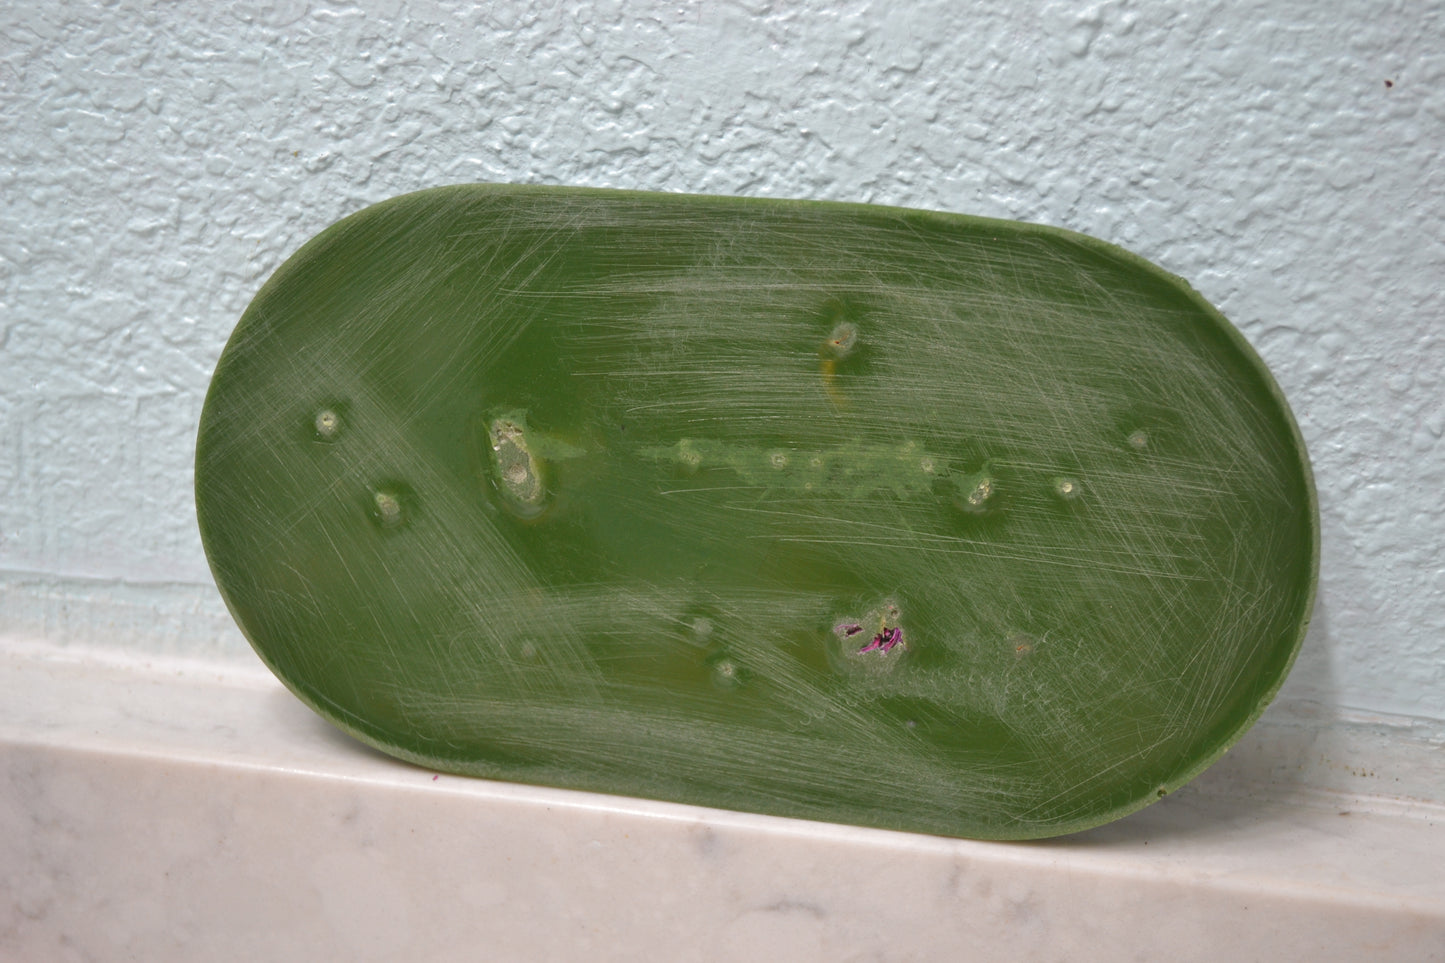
[2,641,1443,962]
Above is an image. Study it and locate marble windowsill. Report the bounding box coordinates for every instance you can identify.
[2,637,1442,961]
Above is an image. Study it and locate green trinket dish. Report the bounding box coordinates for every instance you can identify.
[196,185,1317,840]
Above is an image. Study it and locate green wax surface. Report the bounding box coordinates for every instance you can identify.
[196,185,1317,840]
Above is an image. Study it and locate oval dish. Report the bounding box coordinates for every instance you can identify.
[196,185,1317,839]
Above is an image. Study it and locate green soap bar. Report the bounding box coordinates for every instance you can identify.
[196,185,1316,840]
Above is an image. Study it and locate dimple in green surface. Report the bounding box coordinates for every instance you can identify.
[195,185,1317,840]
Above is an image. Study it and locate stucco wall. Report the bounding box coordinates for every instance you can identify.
[2,0,1442,723]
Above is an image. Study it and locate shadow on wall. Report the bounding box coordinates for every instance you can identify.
[1274,596,1337,710]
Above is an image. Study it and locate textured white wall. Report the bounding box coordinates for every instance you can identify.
[2,1,1442,723]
